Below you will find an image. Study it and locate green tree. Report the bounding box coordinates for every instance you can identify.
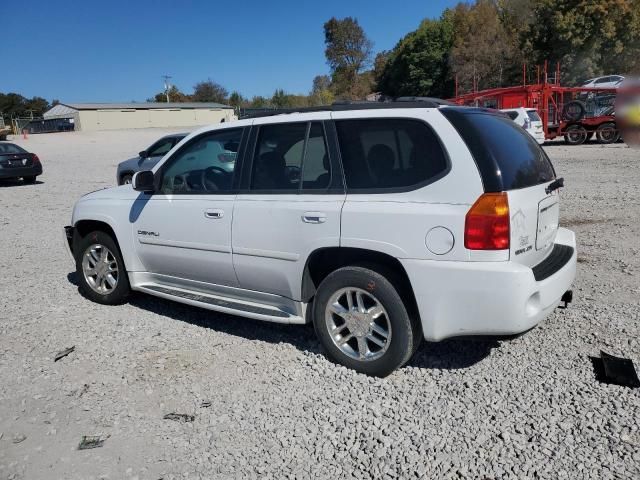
[249,96,269,108]
[148,85,191,103]
[309,75,334,106]
[523,0,640,84]
[377,13,455,98]
[324,17,374,99]
[0,92,51,118]
[228,91,245,108]
[192,79,229,103]
[449,0,520,92]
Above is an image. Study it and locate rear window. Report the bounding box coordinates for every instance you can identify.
[335,118,449,191]
[0,143,27,154]
[441,108,555,191]
[526,110,541,121]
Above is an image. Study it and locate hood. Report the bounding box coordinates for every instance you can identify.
[79,184,140,202]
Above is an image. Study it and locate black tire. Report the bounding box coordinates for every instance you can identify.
[562,101,586,122]
[23,176,37,184]
[312,266,418,377]
[121,173,133,185]
[595,122,620,144]
[564,125,588,145]
[74,230,130,305]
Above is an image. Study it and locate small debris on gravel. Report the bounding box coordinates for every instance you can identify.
[12,433,26,444]
[54,346,75,362]
[163,413,195,422]
[78,435,108,450]
[591,351,640,388]
[200,401,212,408]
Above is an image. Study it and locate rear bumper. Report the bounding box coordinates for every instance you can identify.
[402,227,577,341]
[0,164,42,179]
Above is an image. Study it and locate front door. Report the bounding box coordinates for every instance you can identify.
[232,117,345,300]
[132,127,244,287]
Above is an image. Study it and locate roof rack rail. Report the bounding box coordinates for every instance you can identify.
[395,96,457,106]
[239,98,452,119]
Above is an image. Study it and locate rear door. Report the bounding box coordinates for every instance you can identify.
[441,108,559,267]
[232,115,345,300]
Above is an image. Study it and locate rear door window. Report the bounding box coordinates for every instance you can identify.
[334,118,449,191]
[441,108,555,191]
[250,121,332,192]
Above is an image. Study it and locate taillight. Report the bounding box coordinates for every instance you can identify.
[32,154,41,164]
[464,192,510,250]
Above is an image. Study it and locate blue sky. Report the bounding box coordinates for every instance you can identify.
[3,0,457,102]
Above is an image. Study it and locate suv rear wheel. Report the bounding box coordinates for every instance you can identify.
[312,266,418,377]
[75,230,130,304]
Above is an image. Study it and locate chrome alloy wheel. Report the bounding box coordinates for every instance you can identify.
[324,287,392,361]
[82,244,119,295]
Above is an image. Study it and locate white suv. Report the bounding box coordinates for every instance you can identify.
[501,107,545,144]
[64,102,576,377]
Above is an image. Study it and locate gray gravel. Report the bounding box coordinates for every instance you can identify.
[1,131,639,479]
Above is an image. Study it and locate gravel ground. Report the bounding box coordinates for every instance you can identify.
[1,130,639,480]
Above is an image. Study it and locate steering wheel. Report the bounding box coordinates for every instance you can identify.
[202,166,227,192]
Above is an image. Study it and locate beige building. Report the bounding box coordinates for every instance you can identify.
[43,102,236,131]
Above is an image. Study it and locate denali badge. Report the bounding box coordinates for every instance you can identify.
[137,230,159,237]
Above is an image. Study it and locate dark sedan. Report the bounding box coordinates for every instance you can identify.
[0,142,42,183]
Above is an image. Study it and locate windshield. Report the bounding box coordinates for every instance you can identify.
[0,143,27,154]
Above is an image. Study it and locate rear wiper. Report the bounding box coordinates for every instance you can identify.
[545,177,564,194]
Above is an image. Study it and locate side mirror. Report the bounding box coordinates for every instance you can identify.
[139,150,148,159]
[132,170,155,193]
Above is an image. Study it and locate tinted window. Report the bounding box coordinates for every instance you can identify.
[160,128,242,194]
[442,109,555,191]
[526,110,541,121]
[148,138,174,157]
[302,123,330,189]
[251,122,331,191]
[335,118,448,190]
[0,143,27,154]
[251,123,306,191]
[505,111,519,120]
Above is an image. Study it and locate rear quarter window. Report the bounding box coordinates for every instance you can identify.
[335,118,449,192]
[441,108,555,191]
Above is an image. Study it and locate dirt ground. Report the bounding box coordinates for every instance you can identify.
[0,129,639,480]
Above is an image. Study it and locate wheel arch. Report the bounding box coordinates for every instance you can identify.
[73,219,123,261]
[302,247,420,320]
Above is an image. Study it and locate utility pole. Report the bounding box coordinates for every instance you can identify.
[161,75,172,103]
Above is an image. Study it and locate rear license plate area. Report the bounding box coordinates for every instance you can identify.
[536,196,559,250]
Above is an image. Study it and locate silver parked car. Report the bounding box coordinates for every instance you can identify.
[116,133,186,185]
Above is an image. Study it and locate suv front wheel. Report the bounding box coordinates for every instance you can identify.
[75,230,130,304]
[313,266,419,377]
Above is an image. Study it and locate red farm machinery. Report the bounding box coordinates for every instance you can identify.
[449,62,620,145]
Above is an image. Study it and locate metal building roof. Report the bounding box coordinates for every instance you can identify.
[60,102,233,110]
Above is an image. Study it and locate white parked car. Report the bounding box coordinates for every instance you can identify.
[64,102,576,377]
[581,75,625,89]
[501,107,545,144]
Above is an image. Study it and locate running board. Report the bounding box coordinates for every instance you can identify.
[135,284,304,324]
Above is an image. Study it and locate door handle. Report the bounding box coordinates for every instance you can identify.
[204,209,224,219]
[302,212,327,224]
